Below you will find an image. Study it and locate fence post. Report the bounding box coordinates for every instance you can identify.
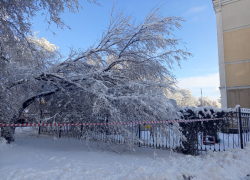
[238,107,244,149]
[80,125,83,138]
[38,108,42,135]
[59,125,62,138]
[38,120,41,135]
[139,124,141,147]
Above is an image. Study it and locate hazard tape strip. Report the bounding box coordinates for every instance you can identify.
[0,118,228,127]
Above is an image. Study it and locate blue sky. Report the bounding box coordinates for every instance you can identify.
[31,0,220,100]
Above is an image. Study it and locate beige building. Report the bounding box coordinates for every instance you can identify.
[213,0,250,108]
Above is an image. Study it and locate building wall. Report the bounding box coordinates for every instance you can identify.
[213,0,250,108]
[221,0,250,31]
[224,27,250,63]
[225,62,250,87]
[227,89,250,108]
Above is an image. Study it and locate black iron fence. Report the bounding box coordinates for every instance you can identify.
[179,107,249,155]
[36,121,183,149]
[31,107,250,155]
[1,107,250,155]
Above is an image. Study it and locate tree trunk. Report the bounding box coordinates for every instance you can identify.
[1,127,15,143]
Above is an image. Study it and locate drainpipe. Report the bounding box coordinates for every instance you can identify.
[219,0,228,108]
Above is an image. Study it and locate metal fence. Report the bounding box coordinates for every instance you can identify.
[178,107,250,155]
[32,107,250,155]
[1,107,250,155]
[37,123,182,149]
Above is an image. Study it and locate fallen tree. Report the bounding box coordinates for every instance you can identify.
[1,4,191,151]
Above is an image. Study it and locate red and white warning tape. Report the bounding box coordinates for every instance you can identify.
[0,118,227,127]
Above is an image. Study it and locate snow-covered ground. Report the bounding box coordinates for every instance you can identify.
[1,128,250,180]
